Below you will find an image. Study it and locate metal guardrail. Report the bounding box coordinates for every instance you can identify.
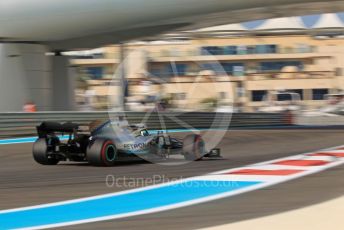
[296,115,344,126]
[0,112,288,138]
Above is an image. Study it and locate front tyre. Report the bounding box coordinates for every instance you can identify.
[183,134,206,161]
[87,138,117,166]
[33,138,59,165]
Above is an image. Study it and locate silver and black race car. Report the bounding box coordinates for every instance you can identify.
[33,119,221,166]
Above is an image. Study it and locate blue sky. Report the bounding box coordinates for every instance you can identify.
[243,12,344,29]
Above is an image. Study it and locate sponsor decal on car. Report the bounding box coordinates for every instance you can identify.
[123,143,149,150]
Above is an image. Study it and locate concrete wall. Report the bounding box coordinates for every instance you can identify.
[51,55,76,111]
[0,43,77,112]
[0,43,52,112]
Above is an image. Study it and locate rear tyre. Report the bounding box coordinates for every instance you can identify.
[33,138,59,165]
[87,138,117,166]
[183,134,206,161]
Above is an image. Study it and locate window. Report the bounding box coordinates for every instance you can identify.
[87,67,103,79]
[165,63,187,77]
[277,93,293,101]
[251,90,267,102]
[275,90,303,101]
[288,89,304,100]
[256,45,277,54]
[247,46,256,54]
[200,44,278,56]
[201,63,223,74]
[150,69,162,77]
[233,66,245,76]
[267,45,277,53]
[260,61,303,72]
[256,45,266,54]
[237,45,247,55]
[312,89,329,100]
[201,46,223,55]
[223,46,238,55]
[221,63,245,76]
[175,64,187,76]
[201,62,245,76]
[73,53,104,59]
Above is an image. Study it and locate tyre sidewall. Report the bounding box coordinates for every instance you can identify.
[87,138,117,166]
[33,138,59,165]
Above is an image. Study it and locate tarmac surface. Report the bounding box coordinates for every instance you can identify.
[0,129,344,229]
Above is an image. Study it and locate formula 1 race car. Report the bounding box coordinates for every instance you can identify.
[32,119,221,166]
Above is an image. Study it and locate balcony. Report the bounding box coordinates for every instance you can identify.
[148,48,331,62]
[247,70,335,81]
[70,58,119,66]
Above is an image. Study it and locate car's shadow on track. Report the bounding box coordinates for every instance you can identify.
[58,160,153,167]
[55,158,225,168]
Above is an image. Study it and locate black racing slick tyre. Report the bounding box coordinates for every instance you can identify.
[183,134,206,161]
[87,138,117,166]
[33,138,59,165]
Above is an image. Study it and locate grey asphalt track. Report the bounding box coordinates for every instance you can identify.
[0,129,344,229]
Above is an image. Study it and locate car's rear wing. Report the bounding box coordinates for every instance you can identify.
[36,122,79,138]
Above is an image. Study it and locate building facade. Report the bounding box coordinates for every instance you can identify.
[71,30,344,111]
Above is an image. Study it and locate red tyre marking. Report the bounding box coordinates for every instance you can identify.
[101,140,113,166]
[273,159,329,166]
[226,169,304,176]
